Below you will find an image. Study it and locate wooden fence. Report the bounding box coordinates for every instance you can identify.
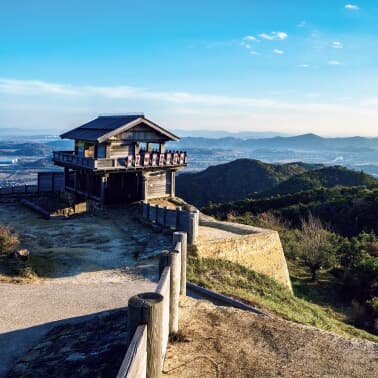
[0,172,65,196]
[0,185,38,195]
[140,202,199,244]
[117,232,187,378]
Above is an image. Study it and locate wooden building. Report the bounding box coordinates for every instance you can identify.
[53,114,187,204]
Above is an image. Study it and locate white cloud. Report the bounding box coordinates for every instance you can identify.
[240,41,251,49]
[250,51,260,56]
[273,49,284,55]
[345,4,360,10]
[298,64,310,68]
[328,60,342,65]
[259,31,288,41]
[244,35,257,41]
[331,41,343,49]
[297,20,307,28]
[2,78,378,136]
[0,77,360,113]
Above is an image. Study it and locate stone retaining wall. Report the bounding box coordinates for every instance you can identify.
[197,218,292,291]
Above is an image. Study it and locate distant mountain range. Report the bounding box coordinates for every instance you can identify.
[172,129,292,139]
[176,158,377,207]
[171,133,378,151]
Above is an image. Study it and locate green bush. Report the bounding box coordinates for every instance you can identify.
[0,225,20,255]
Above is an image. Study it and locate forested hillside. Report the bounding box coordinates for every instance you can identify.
[260,166,377,197]
[204,186,378,237]
[176,159,321,206]
[201,183,378,336]
[176,158,376,208]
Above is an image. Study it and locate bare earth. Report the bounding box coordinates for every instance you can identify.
[164,297,378,378]
[0,203,171,377]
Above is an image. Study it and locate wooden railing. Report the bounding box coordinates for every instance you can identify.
[52,151,95,169]
[140,202,199,244]
[0,185,38,195]
[117,232,187,378]
[53,150,188,171]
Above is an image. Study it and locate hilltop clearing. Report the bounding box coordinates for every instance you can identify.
[164,296,378,378]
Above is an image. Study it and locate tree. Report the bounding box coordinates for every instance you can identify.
[299,214,336,281]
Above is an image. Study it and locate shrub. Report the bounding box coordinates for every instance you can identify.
[0,225,20,255]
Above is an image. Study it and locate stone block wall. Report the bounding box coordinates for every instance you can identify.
[196,218,292,291]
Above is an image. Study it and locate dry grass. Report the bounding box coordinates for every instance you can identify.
[0,225,19,256]
[188,257,378,342]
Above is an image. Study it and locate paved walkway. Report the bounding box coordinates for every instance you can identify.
[0,280,156,377]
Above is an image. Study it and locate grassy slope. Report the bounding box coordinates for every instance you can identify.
[187,256,378,342]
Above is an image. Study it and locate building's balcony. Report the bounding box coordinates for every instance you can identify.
[52,150,188,171]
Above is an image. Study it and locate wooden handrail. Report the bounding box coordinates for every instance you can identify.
[53,150,187,170]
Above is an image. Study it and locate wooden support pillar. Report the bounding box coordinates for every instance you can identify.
[174,232,187,296]
[159,144,166,154]
[64,167,69,190]
[128,293,164,378]
[85,172,90,198]
[170,170,175,197]
[73,170,78,192]
[100,175,108,204]
[141,173,148,202]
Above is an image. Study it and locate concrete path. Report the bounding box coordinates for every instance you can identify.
[0,280,156,377]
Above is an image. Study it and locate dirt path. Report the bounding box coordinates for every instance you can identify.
[164,297,378,378]
[0,204,171,377]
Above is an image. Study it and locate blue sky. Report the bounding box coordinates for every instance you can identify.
[1,1,378,136]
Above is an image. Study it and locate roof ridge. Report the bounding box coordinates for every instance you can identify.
[98,113,144,118]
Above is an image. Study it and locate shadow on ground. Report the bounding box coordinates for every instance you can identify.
[1,308,129,378]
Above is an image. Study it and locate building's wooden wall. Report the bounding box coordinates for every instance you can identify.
[119,123,168,143]
[146,170,171,199]
[107,140,132,159]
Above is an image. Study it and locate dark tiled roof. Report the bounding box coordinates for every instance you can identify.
[60,115,144,141]
[60,114,180,142]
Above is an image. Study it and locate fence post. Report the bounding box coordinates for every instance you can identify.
[173,232,187,296]
[170,242,181,334]
[188,211,198,245]
[175,206,182,230]
[128,293,164,378]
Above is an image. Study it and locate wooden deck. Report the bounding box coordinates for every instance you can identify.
[53,150,187,171]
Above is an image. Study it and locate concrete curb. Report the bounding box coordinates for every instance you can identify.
[187,282,269,317]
